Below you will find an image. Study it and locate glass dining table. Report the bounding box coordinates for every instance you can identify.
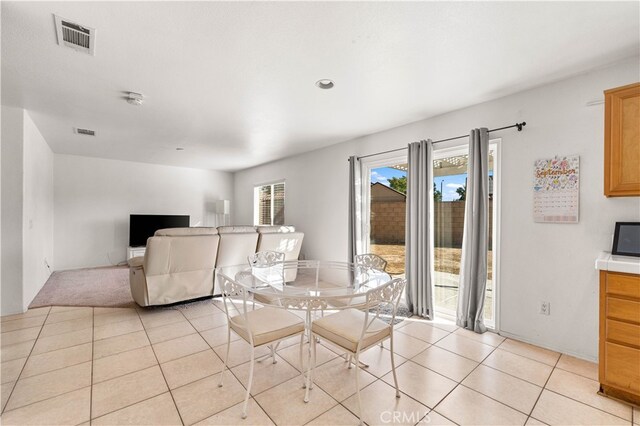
[215,260,395,373]
[215,260,393,312]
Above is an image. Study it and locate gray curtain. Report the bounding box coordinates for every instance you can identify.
[348,156,362,262]
[456,128,490,333]
[405,140,434,318]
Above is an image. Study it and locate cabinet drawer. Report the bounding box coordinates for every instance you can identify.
[604,342,640,393]
[607,297,640,324]
[607,273,640,299]
[607,319,640,347]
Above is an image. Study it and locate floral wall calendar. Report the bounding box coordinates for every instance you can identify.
[533,155,579,223]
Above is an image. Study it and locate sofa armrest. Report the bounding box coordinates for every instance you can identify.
[128,256,144,268]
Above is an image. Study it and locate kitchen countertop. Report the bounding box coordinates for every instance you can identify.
[595,251,640,275]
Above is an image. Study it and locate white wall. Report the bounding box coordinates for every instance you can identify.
[1,107,54,314]
[1,106,25,315]
[234,57,640,360]
[54,155,234,270]
[22,111,54,309]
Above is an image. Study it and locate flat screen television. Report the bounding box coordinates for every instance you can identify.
[129,214,190,247]
[612,222,640,257]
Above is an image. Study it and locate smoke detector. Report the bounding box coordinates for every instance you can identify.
[126,92,144,106]
[54,15,95,55]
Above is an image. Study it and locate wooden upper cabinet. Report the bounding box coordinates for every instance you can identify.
[604,82,640,197]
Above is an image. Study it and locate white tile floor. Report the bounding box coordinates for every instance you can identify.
[0,301,637,425]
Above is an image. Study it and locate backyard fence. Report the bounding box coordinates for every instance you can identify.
[370,200,493,248]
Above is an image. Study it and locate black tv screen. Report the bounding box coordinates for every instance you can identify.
[129,214,190,247]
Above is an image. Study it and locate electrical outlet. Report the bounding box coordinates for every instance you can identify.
[539,301,550,315]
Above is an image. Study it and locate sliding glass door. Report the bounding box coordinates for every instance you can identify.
[362,154,408,278]
[359,143,499,328]
[432,142,499,329]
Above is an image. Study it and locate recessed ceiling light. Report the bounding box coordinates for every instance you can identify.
[126,92,144,105]
[176,147,185,151]
[315,79,335,90]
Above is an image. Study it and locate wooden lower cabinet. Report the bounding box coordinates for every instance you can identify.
[599,270,640,405]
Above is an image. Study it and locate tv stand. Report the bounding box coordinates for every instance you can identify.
[127,246,146,260]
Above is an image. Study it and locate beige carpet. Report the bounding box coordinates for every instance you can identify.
[30,266,137,309]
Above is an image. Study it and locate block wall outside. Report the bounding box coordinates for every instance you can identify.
[370,200,493,248]
[370,200,406,244]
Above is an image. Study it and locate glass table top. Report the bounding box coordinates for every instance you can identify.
[215,260,392,303]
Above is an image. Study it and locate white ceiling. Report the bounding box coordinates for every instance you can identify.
[2,2,639,172]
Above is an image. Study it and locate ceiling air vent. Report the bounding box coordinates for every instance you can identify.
[74,128,96,136]
[54,15,95,55]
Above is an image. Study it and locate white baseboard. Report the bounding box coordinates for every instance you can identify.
[498,329,597,363]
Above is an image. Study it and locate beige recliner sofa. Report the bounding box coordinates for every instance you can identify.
[213,226,261,295]
[129,227,220,306]
[129,225,304,307]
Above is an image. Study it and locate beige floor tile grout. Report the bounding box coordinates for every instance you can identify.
[495,340,561,366]
[425,332,620,425]
[1,385,93,417]
[542,387,635,423]
[0,325,44,340]
[91,349,161,386]
[381,358,455,394]
[451,327,506,348]
[430,336,502,420]
[89,308,95,423]
[91,327,148,347]
[18,351,93,381]
[0,319,47,334]
[552,363,598,381]
[429,338,494,365]
[92,338,152,360]
[0,308,51,324]
[421,409,460,426]
[2,307,56,414]
[28,336,90,357]
[135,306,186,426]
[524,349,560,424]
[476,361,548,389]
[395,323,452,341]
[455,382,537,418]
[2,307,110,343]
[88,390,178,424]
[328,378,399,425]
[5,305,635,426]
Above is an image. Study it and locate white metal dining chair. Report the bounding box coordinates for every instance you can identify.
[305,277,406,424]
[354,253,389,351]
[217,273,305,419]
[248,250,286,268]
[354,253,388,271]
[248,251,286,287]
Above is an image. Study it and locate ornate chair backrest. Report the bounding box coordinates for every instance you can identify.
[356,278,406,351]
[248,251,285,266]
[218,272,255,346]
[248,251,285,287]
[354,253,388,272]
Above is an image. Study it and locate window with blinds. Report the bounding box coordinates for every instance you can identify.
[254,182,285,226]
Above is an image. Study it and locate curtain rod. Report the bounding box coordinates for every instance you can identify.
[353,122,526,161]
